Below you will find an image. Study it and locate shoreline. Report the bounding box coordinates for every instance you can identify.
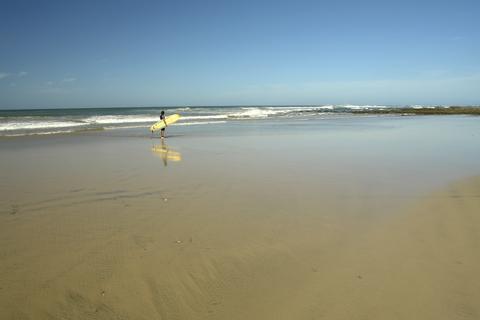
[1,106,480,139]
[0,113,478,139]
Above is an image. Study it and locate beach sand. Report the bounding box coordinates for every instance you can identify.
[1,116,479,319]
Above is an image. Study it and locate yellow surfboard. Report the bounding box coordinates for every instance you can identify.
[150,114,181,132]
[152,144,182,162]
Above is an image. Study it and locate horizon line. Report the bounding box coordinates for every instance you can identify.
[2,103,480,111]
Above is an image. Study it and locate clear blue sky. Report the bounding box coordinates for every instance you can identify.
[1,0,479,108]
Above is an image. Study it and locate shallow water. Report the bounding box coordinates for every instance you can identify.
[0,104,468,136]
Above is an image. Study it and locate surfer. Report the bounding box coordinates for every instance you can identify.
[160,111,167,139]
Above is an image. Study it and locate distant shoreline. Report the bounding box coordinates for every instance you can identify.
[352,106,480,115]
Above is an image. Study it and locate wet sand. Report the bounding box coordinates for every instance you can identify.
[1,116,479,319]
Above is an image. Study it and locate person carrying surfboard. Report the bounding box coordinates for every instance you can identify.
[150,112,180,137]
[160,110,167,139]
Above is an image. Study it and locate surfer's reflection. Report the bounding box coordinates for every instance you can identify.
[151,140,182,166]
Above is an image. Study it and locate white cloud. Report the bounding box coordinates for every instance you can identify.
[62,77,77,83]
[0,71,28,81]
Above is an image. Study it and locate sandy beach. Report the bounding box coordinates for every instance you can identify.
[1,115,479,319]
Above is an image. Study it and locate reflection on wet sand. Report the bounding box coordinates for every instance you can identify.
[151,141,182,166]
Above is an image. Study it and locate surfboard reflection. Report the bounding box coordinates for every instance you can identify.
[151,141,182,166]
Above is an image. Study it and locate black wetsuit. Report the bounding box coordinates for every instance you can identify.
[160,114,165,131]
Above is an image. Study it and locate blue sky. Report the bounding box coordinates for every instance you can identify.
[0,0,479,108]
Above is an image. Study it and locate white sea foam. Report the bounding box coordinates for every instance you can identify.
[342,105,388,110]
[411,105,436,109]
[317,105,334,110]
[227,106,333,118]
[228,107,285,118]
[173,121,226,126]
[0,121,86,131]
[4,129,76,137]
[84,115,159,124]
[179,115,228,120]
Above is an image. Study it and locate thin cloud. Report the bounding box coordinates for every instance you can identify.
[62,77,77,83]
[0,71,28,80]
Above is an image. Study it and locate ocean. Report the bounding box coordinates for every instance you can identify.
[0,104,448,137]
